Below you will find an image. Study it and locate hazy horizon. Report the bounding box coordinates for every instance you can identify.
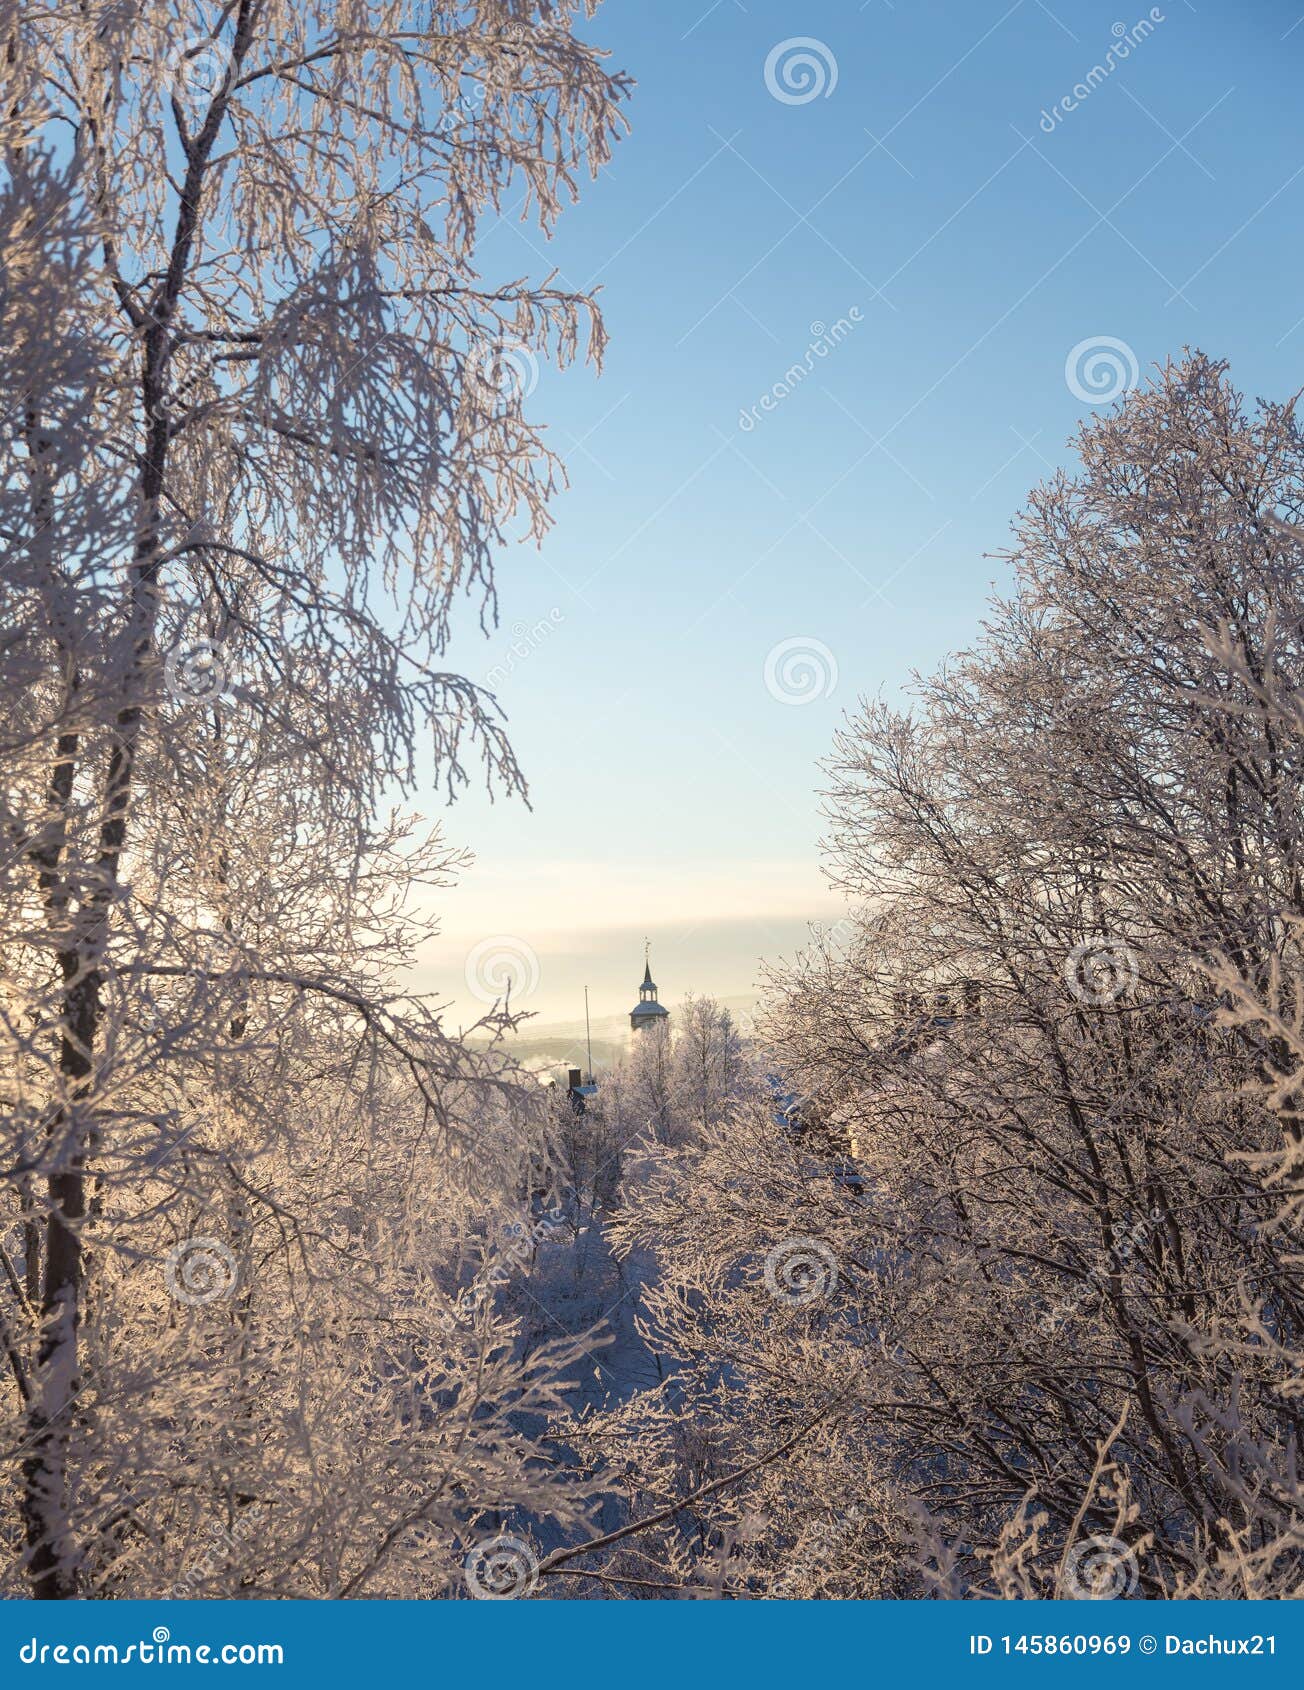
[413,853,844,1028]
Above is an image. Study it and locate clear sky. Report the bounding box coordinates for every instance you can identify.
[415,0,1304,1032]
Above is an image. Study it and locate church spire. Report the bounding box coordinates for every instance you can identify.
[630,941,669,1034]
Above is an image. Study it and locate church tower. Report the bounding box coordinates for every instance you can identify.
[629,943,670,1038]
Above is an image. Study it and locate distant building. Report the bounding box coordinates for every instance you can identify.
[565,1067,599,1115]
[629,945,670,1038]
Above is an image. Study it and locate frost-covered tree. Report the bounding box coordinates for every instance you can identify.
[671,995,753,1139]
[0,0,629,1598]
[560,357,1304,1599]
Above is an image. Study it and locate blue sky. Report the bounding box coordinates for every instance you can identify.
[418,0,1304,1030]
